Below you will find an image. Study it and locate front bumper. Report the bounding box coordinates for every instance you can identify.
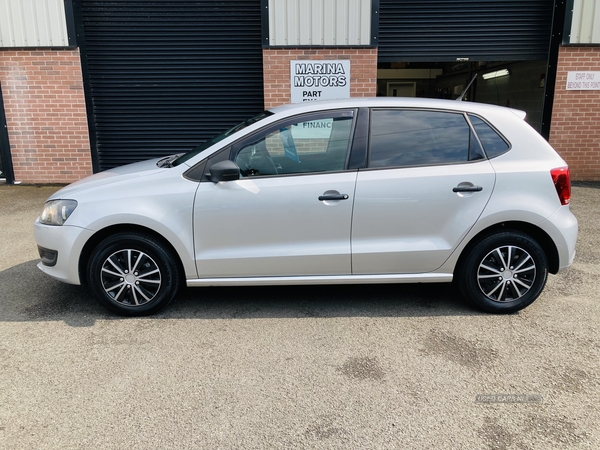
[34,219,95,285]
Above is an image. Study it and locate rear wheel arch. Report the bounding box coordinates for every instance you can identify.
[456,221,559,276]
[456,229,549,313]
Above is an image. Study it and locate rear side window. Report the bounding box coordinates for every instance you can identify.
[369,110,474,168]
[468,115,510,158]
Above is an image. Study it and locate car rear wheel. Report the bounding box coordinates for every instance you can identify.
[457,231,548,313]
[88,232,181,316]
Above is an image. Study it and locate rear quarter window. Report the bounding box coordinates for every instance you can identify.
[468,114,510,158]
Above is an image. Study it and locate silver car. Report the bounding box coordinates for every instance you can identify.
[34,98,578,316]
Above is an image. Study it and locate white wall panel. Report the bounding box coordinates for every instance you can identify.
[569,0,600,44]
[0,0,69,47]
[268,0,372,46]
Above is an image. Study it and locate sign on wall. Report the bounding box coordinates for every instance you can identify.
[290,60,351,103]
[566,71,600,90]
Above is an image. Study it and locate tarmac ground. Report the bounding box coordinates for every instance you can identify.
[0,182,599,449]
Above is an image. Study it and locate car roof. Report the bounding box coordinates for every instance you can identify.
[268,97,527,120]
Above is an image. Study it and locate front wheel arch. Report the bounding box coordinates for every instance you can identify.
[79,224,185,287]
[87,231,182,316]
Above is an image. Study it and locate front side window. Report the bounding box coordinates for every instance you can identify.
[369,110,474,168]
[233,111,355,177]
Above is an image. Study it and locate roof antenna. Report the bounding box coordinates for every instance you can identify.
[456,74,477,101]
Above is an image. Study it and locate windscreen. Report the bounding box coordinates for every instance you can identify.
[172,111,273,166]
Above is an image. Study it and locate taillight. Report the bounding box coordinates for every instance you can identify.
[551,167,571,206]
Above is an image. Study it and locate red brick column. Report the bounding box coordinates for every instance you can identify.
[550,46,600,181]
[263,48,377,109]
[0,50,92,184]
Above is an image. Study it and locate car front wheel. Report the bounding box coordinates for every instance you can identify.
[457,231,548,314]
[88,232,181,316]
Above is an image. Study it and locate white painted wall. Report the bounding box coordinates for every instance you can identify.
[0,0,69,47]
[268,0,372,46]
[569,0,600,44]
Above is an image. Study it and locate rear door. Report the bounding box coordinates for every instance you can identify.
[352,109,496,274]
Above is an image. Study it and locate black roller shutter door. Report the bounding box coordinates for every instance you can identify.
[378,0,553,62]
[77,1,264,171]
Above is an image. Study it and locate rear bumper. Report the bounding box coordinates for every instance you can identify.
[541,206,578,272]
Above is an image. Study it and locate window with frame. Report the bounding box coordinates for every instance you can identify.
[233,111,354,177]
[468,114,510,158]
[369,110,477,168]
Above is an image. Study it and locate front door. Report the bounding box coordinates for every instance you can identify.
[193,110,357,278]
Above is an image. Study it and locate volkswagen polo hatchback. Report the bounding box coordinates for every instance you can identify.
[34,98,577,316]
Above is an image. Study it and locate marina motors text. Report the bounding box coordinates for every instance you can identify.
[293,62,348,88]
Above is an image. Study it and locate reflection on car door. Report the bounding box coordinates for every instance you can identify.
[352,162,495,274]
[194,173,357,277]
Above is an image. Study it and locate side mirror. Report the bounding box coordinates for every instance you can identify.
[208,160,240,182]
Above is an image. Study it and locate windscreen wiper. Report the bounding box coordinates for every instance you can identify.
[157,153,184,168]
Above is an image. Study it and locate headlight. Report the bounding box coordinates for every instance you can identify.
[39,200,78,226]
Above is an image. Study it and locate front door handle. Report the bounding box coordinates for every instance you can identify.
[453,185,483,193]
[318,194,349,201]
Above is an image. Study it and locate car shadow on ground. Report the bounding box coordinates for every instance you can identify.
[0,260,486,327]
[572,181,600,190]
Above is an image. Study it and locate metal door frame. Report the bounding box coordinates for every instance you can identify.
[0,82,15,184]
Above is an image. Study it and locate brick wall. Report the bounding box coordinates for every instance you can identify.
[550,46,600,181]
[263,48,377,109]
[0,50,92,184]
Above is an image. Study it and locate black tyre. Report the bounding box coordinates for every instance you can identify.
[88,232,181,316]
[457,231,548,314]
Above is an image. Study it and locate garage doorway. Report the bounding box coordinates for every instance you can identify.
[387,82,416,97]
[377,0,554,134]
[377,61,548,133]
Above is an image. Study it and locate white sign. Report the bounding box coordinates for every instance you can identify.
[566,71,600,90]
[290,60,351,103]
[291,118,333,139]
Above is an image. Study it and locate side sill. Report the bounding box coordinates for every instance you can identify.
[187,273,453,287]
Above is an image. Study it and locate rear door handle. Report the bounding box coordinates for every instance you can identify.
[318,194,349,201]
[453,185,483,193]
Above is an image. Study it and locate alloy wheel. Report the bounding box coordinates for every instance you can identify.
[100,249,162,306]
[477,245,536,302]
